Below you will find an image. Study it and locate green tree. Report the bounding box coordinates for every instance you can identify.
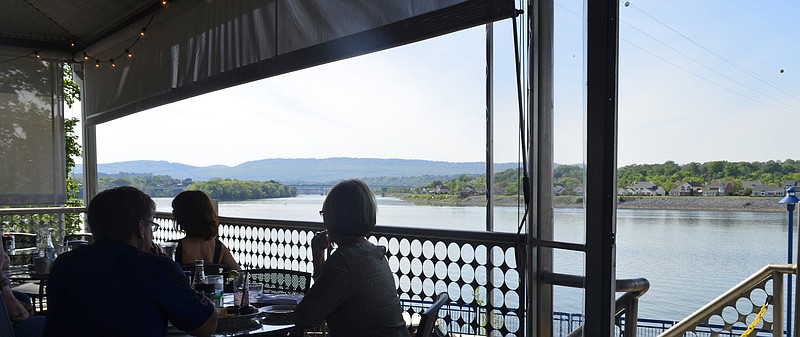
[63,64,82,233]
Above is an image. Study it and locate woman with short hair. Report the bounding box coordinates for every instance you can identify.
[172,190,240,270]
[295,179,410,337]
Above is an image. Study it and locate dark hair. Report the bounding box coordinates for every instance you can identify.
[322,179,376,237]
[172,190,219,240]
[88,186,155,242]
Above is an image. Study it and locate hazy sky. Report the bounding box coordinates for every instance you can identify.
[67,0,799,168]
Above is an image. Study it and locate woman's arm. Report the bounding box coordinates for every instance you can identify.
[219,244,241,270]
[310,231,330,278]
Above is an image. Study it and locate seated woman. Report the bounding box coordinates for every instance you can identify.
[172,190,241,271]
[294,179,410,337]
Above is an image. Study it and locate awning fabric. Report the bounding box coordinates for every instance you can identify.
[0,58,66,206]
[82,0,517,126]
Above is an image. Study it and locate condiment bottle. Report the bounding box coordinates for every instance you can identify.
[192,259,206,290]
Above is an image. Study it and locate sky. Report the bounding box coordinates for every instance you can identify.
[66,0,800,168]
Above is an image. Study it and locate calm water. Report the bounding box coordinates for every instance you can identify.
[154,195,791,322]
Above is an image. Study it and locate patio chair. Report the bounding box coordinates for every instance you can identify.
[10,279,46,314]
[416,293,449,337]
[244,269,311,295]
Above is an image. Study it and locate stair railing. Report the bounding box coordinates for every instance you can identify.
[659,264,794,337]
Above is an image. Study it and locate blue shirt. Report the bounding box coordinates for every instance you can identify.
[44,241,215,337]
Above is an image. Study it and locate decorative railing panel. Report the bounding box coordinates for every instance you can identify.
[658,264,792,337]
[0,207,86,245]
[153,212,525,337]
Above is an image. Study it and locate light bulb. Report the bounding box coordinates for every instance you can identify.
[126,49,133,59]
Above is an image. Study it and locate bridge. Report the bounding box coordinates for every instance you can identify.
[287,184,415,196]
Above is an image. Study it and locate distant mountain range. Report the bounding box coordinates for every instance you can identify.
[74,158,523,184]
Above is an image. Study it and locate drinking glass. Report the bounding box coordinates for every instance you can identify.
[205,275,224,306]
[248,283,263,302]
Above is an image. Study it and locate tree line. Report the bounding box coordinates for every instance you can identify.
[418,160,800,197]
[616,160,800,193]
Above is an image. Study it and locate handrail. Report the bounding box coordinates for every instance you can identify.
[544,272,650,337]
[0,207,85,215]
[659,264,795,337]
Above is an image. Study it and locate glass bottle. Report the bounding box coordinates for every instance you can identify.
[192,259,206,290]
[36,228,55,259]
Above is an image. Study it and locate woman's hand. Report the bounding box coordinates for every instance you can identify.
[311,231,331,255]
[310,231,330,277]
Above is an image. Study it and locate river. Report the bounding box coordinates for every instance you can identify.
[154,195,792,322]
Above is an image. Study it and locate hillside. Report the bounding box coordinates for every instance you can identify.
[74,158,520,184]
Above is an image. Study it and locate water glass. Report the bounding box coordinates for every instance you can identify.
[205,275,224,306]
[248,283,263,302]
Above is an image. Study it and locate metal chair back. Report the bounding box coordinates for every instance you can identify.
[416,293,449,337]
[244,269,311,294]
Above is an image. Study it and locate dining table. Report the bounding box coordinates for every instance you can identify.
[166,293,303,337]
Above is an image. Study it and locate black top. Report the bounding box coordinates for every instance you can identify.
[174,238,223,265]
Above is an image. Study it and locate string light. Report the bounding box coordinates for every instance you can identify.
[12,0,171,70]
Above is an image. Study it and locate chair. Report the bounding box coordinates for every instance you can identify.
[10,279,47,314]
[415,293,449,337]
[244,269,312,294]
[0,289,15,337]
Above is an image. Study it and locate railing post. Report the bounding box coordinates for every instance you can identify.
[775,271,785,337]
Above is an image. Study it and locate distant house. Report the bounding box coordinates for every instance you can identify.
[784,180,800,189]
[670,182,703,196]
[741,180,762,190]
[751,185,785,197]
[627,181,665,196]
[617,187,630,196]
[425,185,450,194]
[703,181,734,196]
[554,185,566,195]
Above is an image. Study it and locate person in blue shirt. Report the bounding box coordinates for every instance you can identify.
[44,186,218,337]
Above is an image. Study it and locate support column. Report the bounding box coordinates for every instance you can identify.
[584,0,620,335]
[528,0,555,335]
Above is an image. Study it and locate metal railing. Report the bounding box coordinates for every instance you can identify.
[0,206,87,245]
[1,207,680,336]
[153,212,526,337]
[545,272,650,337]
[659,264,794,337]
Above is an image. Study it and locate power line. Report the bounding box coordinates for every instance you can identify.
[624,1,800,102]
[621,20,800,112]
[622,37,800,118]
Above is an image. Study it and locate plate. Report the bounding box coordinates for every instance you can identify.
[260,305,296,325]
[217,311,260,332]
